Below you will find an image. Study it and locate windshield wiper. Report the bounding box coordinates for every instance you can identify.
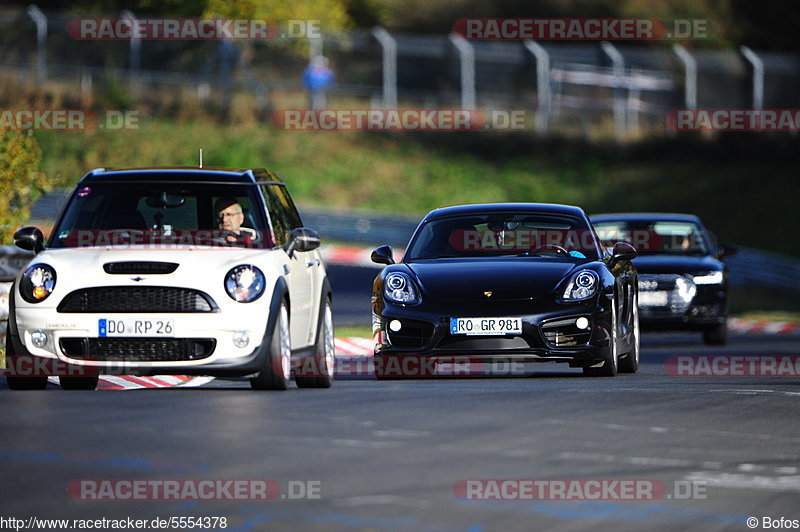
[411,255,458,260]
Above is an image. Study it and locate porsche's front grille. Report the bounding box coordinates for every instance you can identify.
[57,287,217,313]
[59,337,216,362]
[541,318,592,347]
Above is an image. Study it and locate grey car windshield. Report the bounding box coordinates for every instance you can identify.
[593,220,710,255]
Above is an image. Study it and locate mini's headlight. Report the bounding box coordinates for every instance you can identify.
[225,265,265,303]
[384,272,420,304]
[562,270,599,302]
[692,271,724,285]
[20,264,57,303]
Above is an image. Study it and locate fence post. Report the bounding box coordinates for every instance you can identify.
[309,36,323,63]
[372,27,397,109]
[523,40,551,134]
[120,10,141,94]
[26,4,47,85]
[673,44,697,109]
[600,41,626,141]
[740,46,764,110]
[448,33,476,109]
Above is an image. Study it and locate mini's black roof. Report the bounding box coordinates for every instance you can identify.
[424,203,588,220]
[590,212,703,224]
[78,167,282,184]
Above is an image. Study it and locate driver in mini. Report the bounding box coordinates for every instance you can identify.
[215,196,257,244]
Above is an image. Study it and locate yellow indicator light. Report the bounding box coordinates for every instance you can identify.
[33,286,48,299]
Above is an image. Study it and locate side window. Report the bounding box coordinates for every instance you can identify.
[272,185,303,229]
[260,185,289,245]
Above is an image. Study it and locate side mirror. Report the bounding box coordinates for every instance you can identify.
[609,241,637,267]
[718,243,738,258]
[14,226,45,254]
[371,245,395,265]
[284,227,321,256]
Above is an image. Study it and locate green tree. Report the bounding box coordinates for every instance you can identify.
[0,131,47,244]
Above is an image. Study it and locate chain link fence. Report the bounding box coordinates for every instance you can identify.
[1,7,799,139]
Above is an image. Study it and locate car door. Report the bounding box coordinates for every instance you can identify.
[262,184,316,348]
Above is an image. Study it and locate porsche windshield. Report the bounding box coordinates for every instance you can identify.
[49,182,273,248]
[593,220,709,256]
[406,212,602,261]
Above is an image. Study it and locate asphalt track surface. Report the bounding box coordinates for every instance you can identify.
[1,264,799,532]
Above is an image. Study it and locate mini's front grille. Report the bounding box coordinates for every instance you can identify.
[541,318,592,347]
[103,262,179,275]
[57,287,217,313]
[60,337,216,362]
[387,319,434,349]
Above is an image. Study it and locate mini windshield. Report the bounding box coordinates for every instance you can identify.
[405,212,602,261]
[593,220,709,256]
[49,182,274,249]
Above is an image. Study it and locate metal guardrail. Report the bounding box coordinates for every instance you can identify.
[298,205,418,248]
[726,246,800,295]
[0,245,34,346]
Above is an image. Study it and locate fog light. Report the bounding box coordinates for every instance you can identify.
[31,330,48,348]
[233,331,250,348]
[575,317,590,330]
[389,320,402,332]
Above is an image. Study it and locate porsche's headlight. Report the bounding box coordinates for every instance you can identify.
[20,264,56,303]
[225,265,265,303]
[384,272,420,304]
[562,270,599,302]
[692,271,724,285]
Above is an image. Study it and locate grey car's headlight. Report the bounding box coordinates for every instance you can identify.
[561,270,599,302]
[225,265,265,303]
[385,272,420,304]
[20,264,57,303]
[692,271,724,285]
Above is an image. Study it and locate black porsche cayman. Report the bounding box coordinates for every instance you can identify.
[370,203,640,378]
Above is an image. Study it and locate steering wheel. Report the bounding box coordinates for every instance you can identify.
[534,244,571,256]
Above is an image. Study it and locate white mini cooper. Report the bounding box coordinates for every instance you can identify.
[5,167,334,391]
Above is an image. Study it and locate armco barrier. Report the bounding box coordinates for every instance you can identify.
[1,245,34,345]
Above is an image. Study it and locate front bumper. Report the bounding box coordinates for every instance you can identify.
[373,297,613,366]
[639,282,727,331]
[10,287,279,377]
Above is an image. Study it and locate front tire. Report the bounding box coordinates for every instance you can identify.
[250,301,291,391]
[619,291,640,374]
[584,301,619,377]
[4,327,48,390]
[296,297,335,389]
[703,322,728,346]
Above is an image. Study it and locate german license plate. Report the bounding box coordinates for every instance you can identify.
[450,317,522,336]
[638,291,668,306]
[98,318,174,337]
